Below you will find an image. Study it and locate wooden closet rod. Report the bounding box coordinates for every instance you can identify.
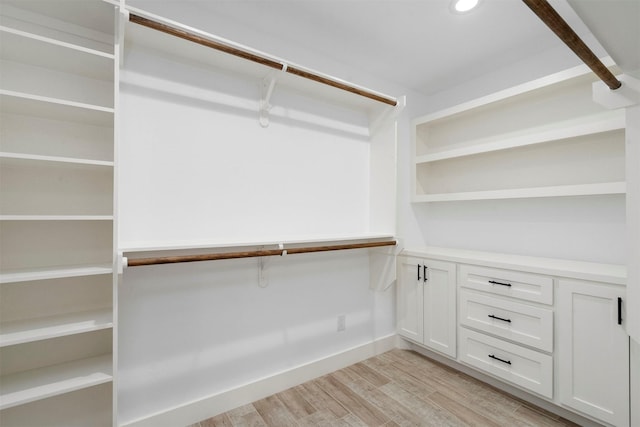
[522,0,622,90]
[127,240,397,267]
[128,13,398,106]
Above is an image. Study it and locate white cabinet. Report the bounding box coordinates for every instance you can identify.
[459,289,554,352]
[457,265,554,398]
[399,248,629,426]
[558,279,629,427]
[397,256,423,342]
[459,327,553,399]
[397,256,456,358]
[0,1,116,425]
[411,66,626,202]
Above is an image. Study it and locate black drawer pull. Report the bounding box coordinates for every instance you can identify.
[423,265,428,282]
[488,354,511,365]
[417,264,421,281]
[488,280,512,287]
[488,314,511,323]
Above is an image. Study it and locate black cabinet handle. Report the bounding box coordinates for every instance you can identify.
[488,280,512,287]
[488,354,511,365]
[488,314,511,323]
[417,264,421,281]
[423,265,428,282]
[618,297,622,325]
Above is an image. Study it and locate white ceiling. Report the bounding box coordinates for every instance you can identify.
[129,0,638,96]
[568,0,640,79]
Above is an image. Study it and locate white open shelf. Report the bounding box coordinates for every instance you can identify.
[0,308,113,347]
[1,111,114,163]
[0,151,114,167]
[0,264,113,284]
[0,155,114,216]
[0,354,112,410]
[0,89,113,126]
[0,26,114,80]
[411,66,626,202]
[415,109,625,164]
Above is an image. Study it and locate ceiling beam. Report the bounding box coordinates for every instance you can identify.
[522,0,622,90]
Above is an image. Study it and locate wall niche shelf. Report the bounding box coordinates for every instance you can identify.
[411,64,626,202]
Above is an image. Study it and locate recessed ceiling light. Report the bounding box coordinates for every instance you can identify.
[452,0,480,13]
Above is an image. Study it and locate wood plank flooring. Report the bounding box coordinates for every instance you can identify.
[191,349,582,427]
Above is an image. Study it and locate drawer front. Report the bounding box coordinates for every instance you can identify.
[459,290,553,352]
[459,328,553,399]
[459,265,553,305]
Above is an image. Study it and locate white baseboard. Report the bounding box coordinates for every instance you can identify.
[120,334,397,427]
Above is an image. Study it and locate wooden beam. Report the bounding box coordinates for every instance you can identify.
[127,240,397,267]
[522,0,621,90]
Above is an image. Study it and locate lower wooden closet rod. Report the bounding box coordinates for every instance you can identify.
[127,240,397,267]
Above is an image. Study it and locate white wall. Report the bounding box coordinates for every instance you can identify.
[116,3,424,425]
[118,46,372,246]
[118,251,393,423]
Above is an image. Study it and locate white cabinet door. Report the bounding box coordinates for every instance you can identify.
[558,279,629,427]
[423,259,456,358]
[397,256,423,342]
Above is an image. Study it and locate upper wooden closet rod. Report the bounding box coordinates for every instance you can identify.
[522,0,622,90]
[128,14,398,106]
[127,240,397,267]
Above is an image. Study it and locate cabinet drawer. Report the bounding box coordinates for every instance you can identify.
[459,328,553,399]
[459,265,553,305]
[459,290,553,352]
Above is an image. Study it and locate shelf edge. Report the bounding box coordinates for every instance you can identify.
[0,152,114,167]
[0,265,113,284]
[413,182,626,202]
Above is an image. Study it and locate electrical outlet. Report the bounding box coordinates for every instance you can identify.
[337,315,346,331]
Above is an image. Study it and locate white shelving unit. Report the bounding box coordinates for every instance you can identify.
[0,1,116,425]
[411,64,626,202]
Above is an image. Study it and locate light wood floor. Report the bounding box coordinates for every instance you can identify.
[190,349,582,427]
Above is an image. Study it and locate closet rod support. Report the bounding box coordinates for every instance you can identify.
[260,69,283,128]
